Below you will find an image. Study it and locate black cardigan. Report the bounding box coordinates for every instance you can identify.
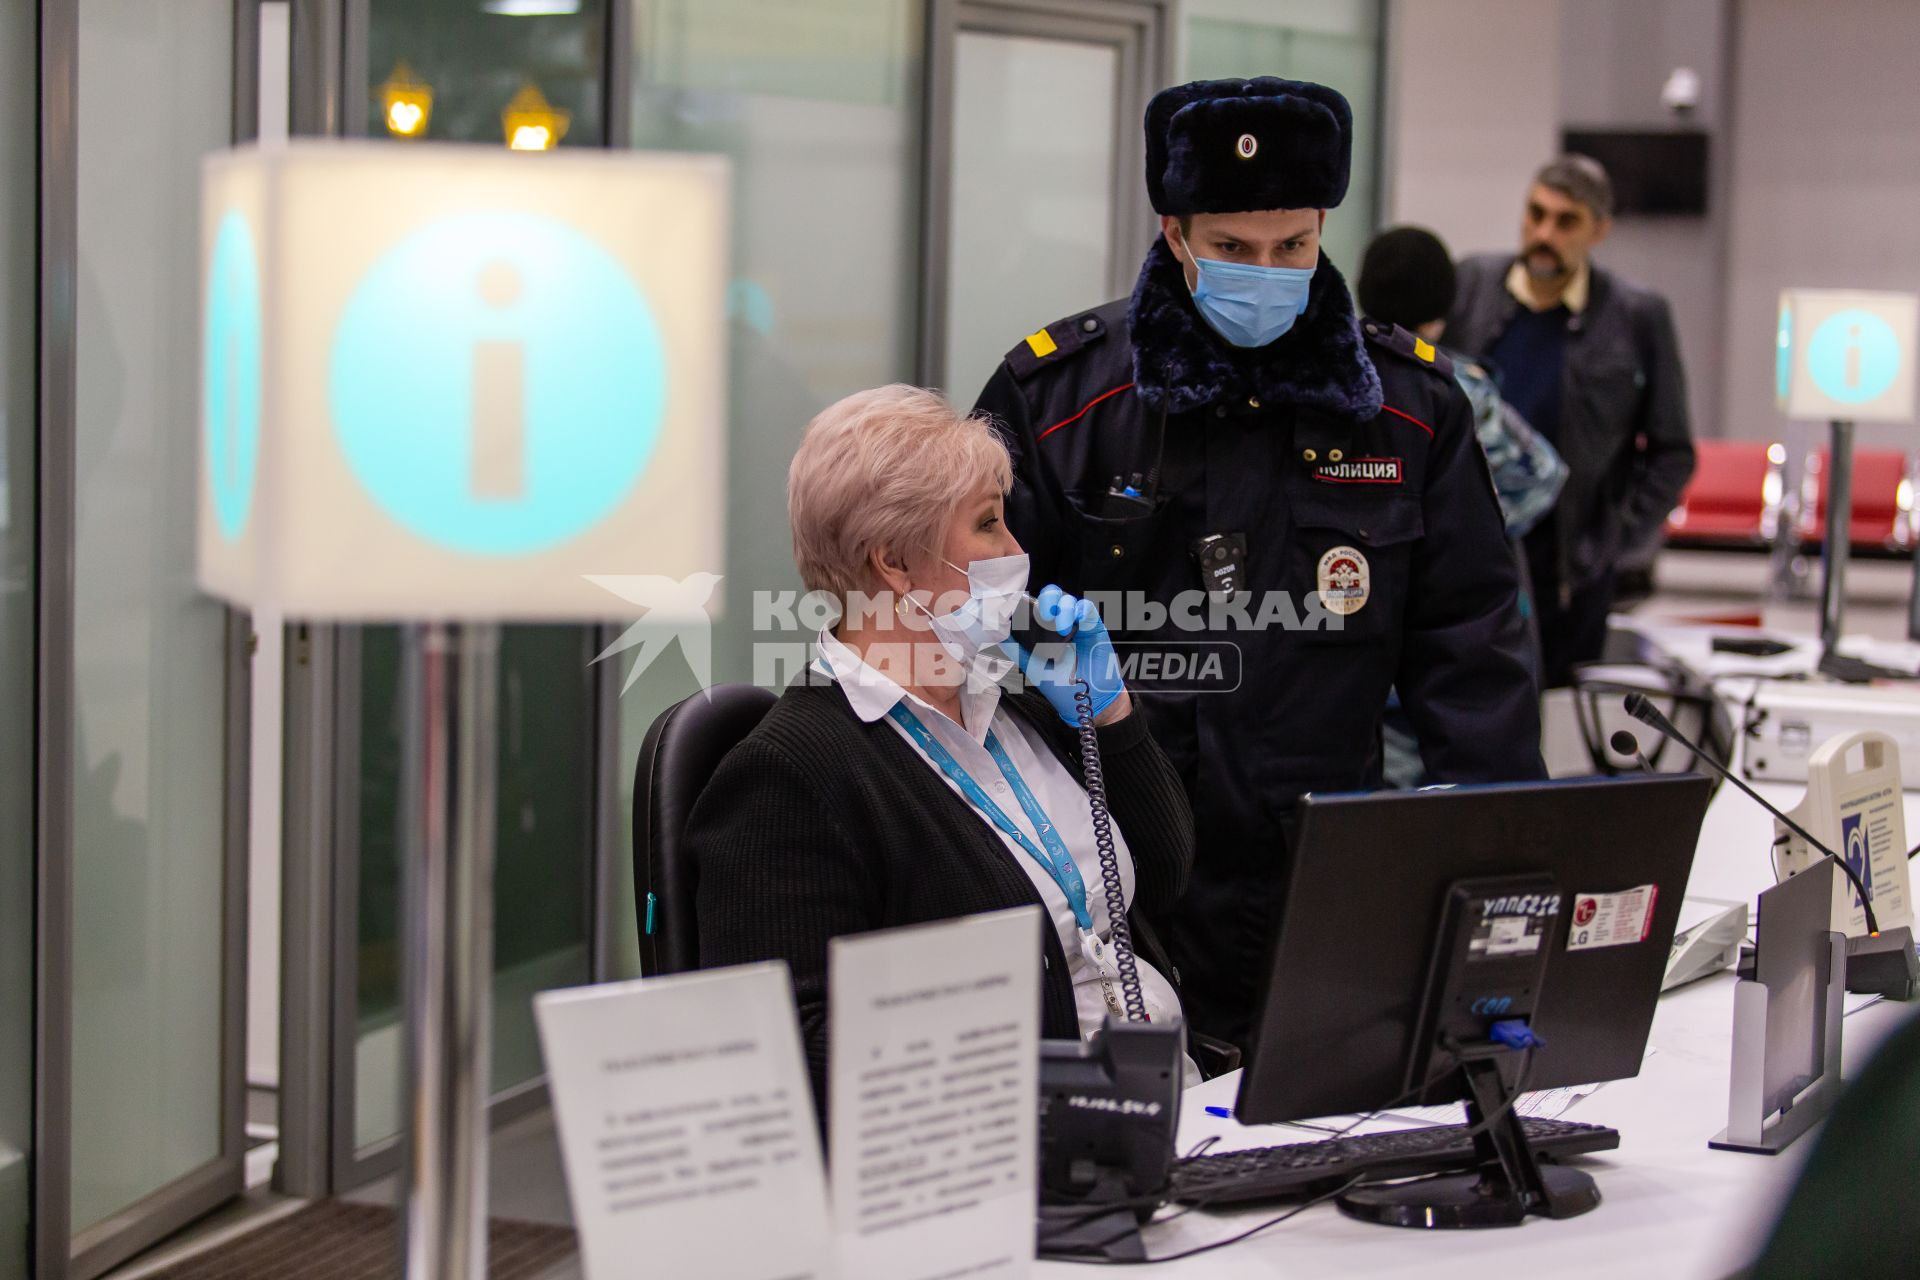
[687,678,1195,1118]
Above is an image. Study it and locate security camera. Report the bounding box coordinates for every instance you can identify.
[1662,67,1702,118]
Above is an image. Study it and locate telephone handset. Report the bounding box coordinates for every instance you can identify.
[1013,593,1147,1022]
[1021,593,1186,1258]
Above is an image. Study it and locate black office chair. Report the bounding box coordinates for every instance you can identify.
[630,680,1244,1077]
[631,683,778,975]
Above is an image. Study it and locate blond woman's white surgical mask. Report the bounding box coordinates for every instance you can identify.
[911,553,1029,664]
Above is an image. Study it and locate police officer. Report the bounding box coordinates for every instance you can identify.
[973,78,1546,1047]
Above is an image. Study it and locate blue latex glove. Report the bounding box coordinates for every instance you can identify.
[1013,584,1124,724]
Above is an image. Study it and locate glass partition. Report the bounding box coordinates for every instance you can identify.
[351,626,595,1150]
[612,0,926,975]
[349,0,605,1164]
[1183,0,1383,274]
[364,0,608,144]
[0,0,36,1270]
[69,0,236,1244]
[943,30,1121,401]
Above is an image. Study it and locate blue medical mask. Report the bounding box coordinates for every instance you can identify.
[1186,253,1316,348]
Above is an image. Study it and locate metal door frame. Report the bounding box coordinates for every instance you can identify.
[34,1,252,1274]
[918,0,1172,389]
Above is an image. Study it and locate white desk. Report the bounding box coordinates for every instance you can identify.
[1036,623,1917,1276]
[1036,990,1906,1278]
[1630,619,1920,903]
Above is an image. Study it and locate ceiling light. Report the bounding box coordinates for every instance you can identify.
[502,84,570,151]
[482,0,581,15]
[378,62,432,139]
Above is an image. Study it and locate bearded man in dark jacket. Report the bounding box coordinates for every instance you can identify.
[1446,155,1696,687]
[973,77,1545,1047]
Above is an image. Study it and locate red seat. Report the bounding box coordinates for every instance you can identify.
[1800,448,1913,552]
[1666,440,1775,547]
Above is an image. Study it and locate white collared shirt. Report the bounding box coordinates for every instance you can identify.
[812,630,1194,1078]
[1505,255,1591,314]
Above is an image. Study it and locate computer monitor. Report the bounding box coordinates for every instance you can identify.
[1236,774,1713,1227]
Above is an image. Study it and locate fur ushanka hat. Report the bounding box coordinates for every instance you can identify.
[1145,77,1352,216]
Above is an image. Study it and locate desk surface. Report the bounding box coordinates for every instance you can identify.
[1036,622,1917,1276]
[1033,988,1904,1278]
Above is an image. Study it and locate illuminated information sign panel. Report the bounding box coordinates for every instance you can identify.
[1776,288,1917,424]
[197,142,729,619]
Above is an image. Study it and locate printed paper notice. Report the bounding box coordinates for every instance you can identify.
[535,963,835,1280]
[829,907,1042,1280]
[1567,884,1659,951]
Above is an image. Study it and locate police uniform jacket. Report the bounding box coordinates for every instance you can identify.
[974,237,1546,1039]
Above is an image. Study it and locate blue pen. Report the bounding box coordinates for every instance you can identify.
[1203,1105,1345,1135]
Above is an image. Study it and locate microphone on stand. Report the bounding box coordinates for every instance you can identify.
[1622,693,1917,1001]
[1610,730,1655,776]
[1622,695,1876,926]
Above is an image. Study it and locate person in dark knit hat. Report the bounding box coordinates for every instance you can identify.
[1357,226,1456,350]
[1358,225,1567,544]
[973,78,1545,1047]
[1359,224,1569,783]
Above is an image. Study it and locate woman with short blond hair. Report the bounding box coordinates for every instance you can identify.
[688,384,1196,1118]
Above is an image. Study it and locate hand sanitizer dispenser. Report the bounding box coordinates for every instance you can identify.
[1773,730,1915,938]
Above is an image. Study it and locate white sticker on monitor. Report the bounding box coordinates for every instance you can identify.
[1472,914,1546,959]
[1567,885,1659,951]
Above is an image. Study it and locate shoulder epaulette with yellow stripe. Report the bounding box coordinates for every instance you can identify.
[1360,318,1454,381]
[1003,311,1109,380]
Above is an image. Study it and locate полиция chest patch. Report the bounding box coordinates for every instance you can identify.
[1311,456,1402,484]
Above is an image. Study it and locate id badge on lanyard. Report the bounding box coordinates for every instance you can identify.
[886,703,1126,1019]
[1080,931,1123,1018]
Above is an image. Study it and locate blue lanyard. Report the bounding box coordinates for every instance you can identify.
[886,702,1094,931]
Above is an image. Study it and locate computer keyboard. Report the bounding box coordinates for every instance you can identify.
[1169,1117,1619,1205]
